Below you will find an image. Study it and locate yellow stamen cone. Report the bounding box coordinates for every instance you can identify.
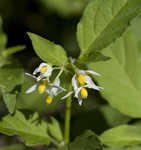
[40,66,47,73]
[38,81,47,94]
[46,96,53,104]
[81,87,88,99]
[77,74,86,85]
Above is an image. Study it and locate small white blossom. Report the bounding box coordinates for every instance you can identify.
[46,78,66,98]
[33,63,53,81]
[61,69,103,105]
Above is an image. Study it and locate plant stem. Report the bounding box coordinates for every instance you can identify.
[64,88,72,144]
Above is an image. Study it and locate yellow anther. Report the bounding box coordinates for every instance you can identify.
[46,96,53,104]
[40,66,47,73]
[77,74,86,85]
[81,88,88,99]
[38,81,47,94]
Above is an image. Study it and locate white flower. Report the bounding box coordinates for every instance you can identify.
[46,79,66,97]
[33,63,53,81]
[26,72,66,104]
[25,73,47,94]
[61,69,103,105]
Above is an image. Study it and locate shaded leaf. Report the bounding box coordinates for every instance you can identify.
[0,110,51,146]
[100,125,141,147]
[48,117,63,142]
[100,105,131,127]
[40,0,90,18]
[0,144,25,150]
[0,62,24,92]
[3,93,16,114]
[2,45,26,57]
[70,130,102,150]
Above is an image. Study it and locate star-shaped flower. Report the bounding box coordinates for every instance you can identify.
[62,69,103,105]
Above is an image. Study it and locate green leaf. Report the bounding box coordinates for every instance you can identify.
[0,144,25,150]
[48,117,63,142]
[104,145,141,150]
[0,110,51,146]
[2,45,26,57]
[28,32,68,66]
[100,105,131,127]
[100,125,141,147]
[40,0,90,17]
[3,93,16,114]
[77,0,141,61]
[70,130,102,150]
[0,16,7,51]
[0,62,24,92]
[88,29,141,117]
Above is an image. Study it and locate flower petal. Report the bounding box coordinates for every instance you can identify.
[43,64,53,77]
[78,70,86,75]
[25,73,37,80]
[26,84,37,93]
[85,70,101,76]
[33,63,50,75]
[85,75,100,90]
[61,91,73,100]
[74,87,82,98]
[72,75,78,91]
[78,95,83,106]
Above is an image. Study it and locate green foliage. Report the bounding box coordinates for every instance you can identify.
[88,29,141,117]
[0,16,7,51]
[77,0,141,61]
[48,117,63,142]
[39,0,90,17]
[0,144,25,150]
[99,105,131,127]
[58,130,102,150]
[2,45,26,57]
[28,32,69,66]
[0,62,24,92]
[0,110,51,146]
[3,93,16,114]
[104,145,141,150]
[69,130,102,150]
[100,125,141,147]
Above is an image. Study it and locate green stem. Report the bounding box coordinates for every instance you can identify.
[64,87,72,144]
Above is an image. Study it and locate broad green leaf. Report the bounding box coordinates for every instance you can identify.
[0,62,24,92]
[3,93,16,114]
[48,117,63,142]
[69,130,102,150]
[28,32,68,66]
[40,0,90,17]
[88,30,141,117]
[100,105,131,127]
[0,110,51,146]
[100,125,141,147]
[77,0,141,61]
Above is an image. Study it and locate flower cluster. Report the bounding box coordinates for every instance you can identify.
[26,63,65,104]
[61,70,103,105]
[26,62,103,105]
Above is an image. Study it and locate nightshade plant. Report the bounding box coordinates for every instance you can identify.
[0,0,141,150]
